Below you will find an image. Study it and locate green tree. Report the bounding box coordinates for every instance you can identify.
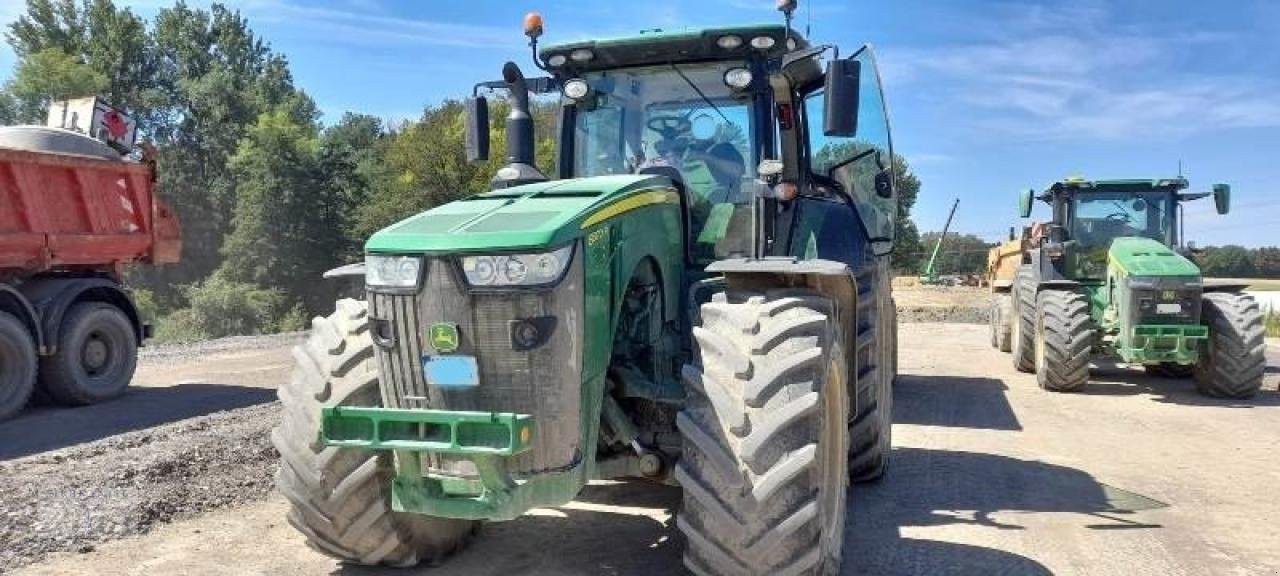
[1197,245,1258,277]
[4,47,106,119]
[917,231,991,276]
[218,106,349,314]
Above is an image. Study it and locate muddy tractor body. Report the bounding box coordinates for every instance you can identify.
[275,9,900,575]
[988,177,1266,397]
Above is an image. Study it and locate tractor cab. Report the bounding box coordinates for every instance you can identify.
[466,20,898,272]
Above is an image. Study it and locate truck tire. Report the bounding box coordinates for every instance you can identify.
[988,300,999,348]
[1033,290,1093,392]
[1010,267,1037,372]
[996,294,1013,352]
[1143,363,1193,379]
[850,282,893,483]
[0,311,37,421]
[1193,293,1266,399]
[678,290,849,576]
[273,299,477,567]
[38,302,137,405]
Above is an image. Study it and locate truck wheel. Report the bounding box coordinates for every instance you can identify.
[0,311,37,421]
[273,299,477,566]
[1010,268,1037,372]
[1033,290,1093,392]
[996,294,1014,352]
[988,300,999,348]
[1193,293,1266,399]
[38,302,137,405]
[678,290,848,576]
[1144,363,1193,379]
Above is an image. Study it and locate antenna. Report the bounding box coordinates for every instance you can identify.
[806,0,811,37]
[1177,159,1183,178]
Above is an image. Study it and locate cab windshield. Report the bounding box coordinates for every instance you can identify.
[570,61,759,261]
[1071,191,1174,248]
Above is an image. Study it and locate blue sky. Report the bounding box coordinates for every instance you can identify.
[1,0,1277,246]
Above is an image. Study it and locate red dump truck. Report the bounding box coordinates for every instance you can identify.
[0,99,180,421]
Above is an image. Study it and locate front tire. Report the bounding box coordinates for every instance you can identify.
[1193,293,1265,399]
[1033,290,1093,392]
[678,290,849,576]
[38,302,137,405]
[273,299,477,566]
[0,311,37,421]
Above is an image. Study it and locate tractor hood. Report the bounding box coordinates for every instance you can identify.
[365,174,675,253]
[1107,237,1200,277]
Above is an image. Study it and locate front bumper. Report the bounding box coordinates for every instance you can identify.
[319,406,583,521]
[1115,324,1208,364]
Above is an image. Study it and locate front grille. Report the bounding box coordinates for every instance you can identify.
[367,251,584,475]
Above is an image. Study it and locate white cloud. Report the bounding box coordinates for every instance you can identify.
[886,3,1280,141]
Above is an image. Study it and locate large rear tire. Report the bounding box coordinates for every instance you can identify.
[850,278,893,483]
[1011,267,1037,372]
[38,302,136,405]
[678,290,849,576]
[0,311,37,421]
[1193,293,1265,399]
[273,299,477,566]
[1033,290,1093,392]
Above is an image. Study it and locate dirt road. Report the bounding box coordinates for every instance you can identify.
[8,325,1280,575]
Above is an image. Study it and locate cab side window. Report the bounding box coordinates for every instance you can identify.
[803,47,896,251]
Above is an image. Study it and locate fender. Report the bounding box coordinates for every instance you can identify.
[15,277,145,354]
[0,283,42,351]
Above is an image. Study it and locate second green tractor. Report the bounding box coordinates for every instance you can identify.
[989,177,1266,397]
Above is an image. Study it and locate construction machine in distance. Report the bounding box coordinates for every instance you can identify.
[272,3,900,574]
[0,97,180,421]
[987,176,1265,397]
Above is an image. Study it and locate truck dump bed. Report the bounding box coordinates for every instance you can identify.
[0,144,180,276]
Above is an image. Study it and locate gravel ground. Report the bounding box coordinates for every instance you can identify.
[0,402,279,572]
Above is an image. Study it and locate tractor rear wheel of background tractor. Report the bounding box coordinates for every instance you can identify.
[1143,363,1193,379]
[273,299,477,567]
[677,289,849,576]
[1193,292,1266,399]
[38,302,137,405]
[1033,289,1094,392]
[1010,267,1037,372]
[0,310,37,421]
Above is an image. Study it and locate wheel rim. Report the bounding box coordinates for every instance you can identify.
[818,352,849,564]
[81,331,114,376]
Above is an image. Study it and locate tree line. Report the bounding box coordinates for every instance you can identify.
[2,0,924,340]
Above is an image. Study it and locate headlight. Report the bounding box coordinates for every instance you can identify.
[365,255,422,288]
[563,78,591,100]
[724,67,753,89]
[716,35,743,49]
[750,36,776,50]
[461,244,573,287]
[570,48,594,62]
[547,54,567,67]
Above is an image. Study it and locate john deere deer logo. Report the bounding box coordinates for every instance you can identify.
[429,322,460,353]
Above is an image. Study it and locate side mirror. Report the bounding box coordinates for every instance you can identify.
[1212,183,1230,214]
[1018,188,1034,218]
[465,96,489,164]
[822,58,860,137]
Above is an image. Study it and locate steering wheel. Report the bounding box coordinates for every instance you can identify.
[1105,212,1132,223]
[646,115,691,140]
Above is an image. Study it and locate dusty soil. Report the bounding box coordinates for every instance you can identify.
[0,334,299,572]
[895,284,991,324]
[8,324,1280,575]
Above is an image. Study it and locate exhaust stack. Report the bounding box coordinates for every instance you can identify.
[492,61,546,189]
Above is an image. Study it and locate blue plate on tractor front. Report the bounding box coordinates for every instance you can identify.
[422,355,480,388]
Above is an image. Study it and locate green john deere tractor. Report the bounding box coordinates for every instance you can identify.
[272,5,900,574]
[991,177,1266,397]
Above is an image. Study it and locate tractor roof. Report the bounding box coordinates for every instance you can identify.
[1046,177,1189,195]
[539,24,807,73]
